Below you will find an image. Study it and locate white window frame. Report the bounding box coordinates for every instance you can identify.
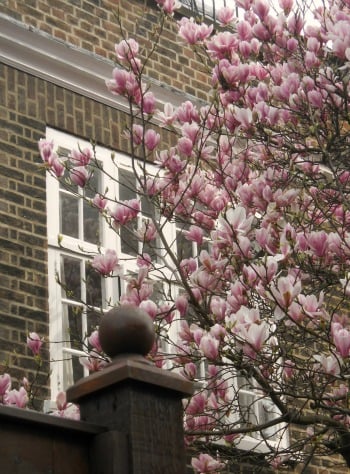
[179,0,239,21]
[46,127,172,398]
[45,127,287,451]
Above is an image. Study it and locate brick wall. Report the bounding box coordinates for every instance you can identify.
[0,62,146,402]
[2,0,212,101]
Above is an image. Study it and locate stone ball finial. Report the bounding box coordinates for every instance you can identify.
[98,305,155,359]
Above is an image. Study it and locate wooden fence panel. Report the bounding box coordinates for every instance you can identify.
[0,405,105,474]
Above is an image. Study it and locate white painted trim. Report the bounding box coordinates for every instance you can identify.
[0,14,196,111]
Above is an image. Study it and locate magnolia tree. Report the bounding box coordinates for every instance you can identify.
[37,0,350,471]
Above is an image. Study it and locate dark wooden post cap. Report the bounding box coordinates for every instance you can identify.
[98,305,155,359]
[66,305,194,403]
[66,306,193,474]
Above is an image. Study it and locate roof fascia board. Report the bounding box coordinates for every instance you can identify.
[0,14,193,111]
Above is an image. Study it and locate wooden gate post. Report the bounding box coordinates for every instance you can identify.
[67,306,193,474]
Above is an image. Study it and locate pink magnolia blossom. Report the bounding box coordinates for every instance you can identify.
[178,18,209,45]
[175,294,188,316]
[190,269,219,292]
[278,0,293,13]
[56,391,68,411]
[210,297,227,322]
[144,129,160,151]
[70,166,91,187]
[181,122,199,143]
[88,330,102,353]
[5,387,28,408]
[340,273,350,296]
[314,354,341,376]
[287,12,304,35]
[69,147,92,166]
[110,199,140,226]
[156,0,180,14]
[185,225,203,245]
[182,362,197,379]
[287,37,298,52]
[157,102,177,126]
[252,22,271,41]
[0,373,11,397]
[136,220,157,242]
[283,360,295,379]
[237,21,253,41]
[38,138,54,163]
[298,293,323,318]
[177,101,199,124]
[178,319,193,344]
[178,17,200,45]
[115,38,139,61]
[252,256,278,284]
[270,275,301,309]
[27,332,43,355]
[80,350,108,372]
[191,453,225,473]
[252,0,270,20]
[186,392,208,415]
[39,144,65,177]
[91,249,119,276]
[139,300,158,320]
[142,91,156,115]
[224,206,254,235]
[234,107,253,129]
[207,31,238,60]
[199,335,220,360]
[307,231,329,257]
[210,324,226,340]
[239,321,269,353]
[333,327,350,358]
[106,68,141,102]
[158,303,175,323]
[49,154,65,178]
[191,324,204,346]
[137,253,152,268]
[217,7,235,26]
[270,456,284,470]
[177,136,194,157]
[307,36,321,54]
[131,124,144,145]
[235,0,253,10]
[92,193,107,211]
[54,391,80,420]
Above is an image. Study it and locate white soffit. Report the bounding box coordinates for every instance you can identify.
[0,14,193,111]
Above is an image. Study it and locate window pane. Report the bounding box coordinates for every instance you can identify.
[85,265,102,308]
[83,200,100,244]
[260,400,279,441]
[85,168,99,199]
[121,223,138,256]
[141,194,154,218]
[60,194,79,238]
[238,391,259,428]
[143,240,157,262]
[67,305,83,349]
[140,217,157,261]
[63,353,84,388]
[176,229,193,260]
[119,168,136,201]
[87,309,101,334]
[61,256,81,301]
[119,169,138,255]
